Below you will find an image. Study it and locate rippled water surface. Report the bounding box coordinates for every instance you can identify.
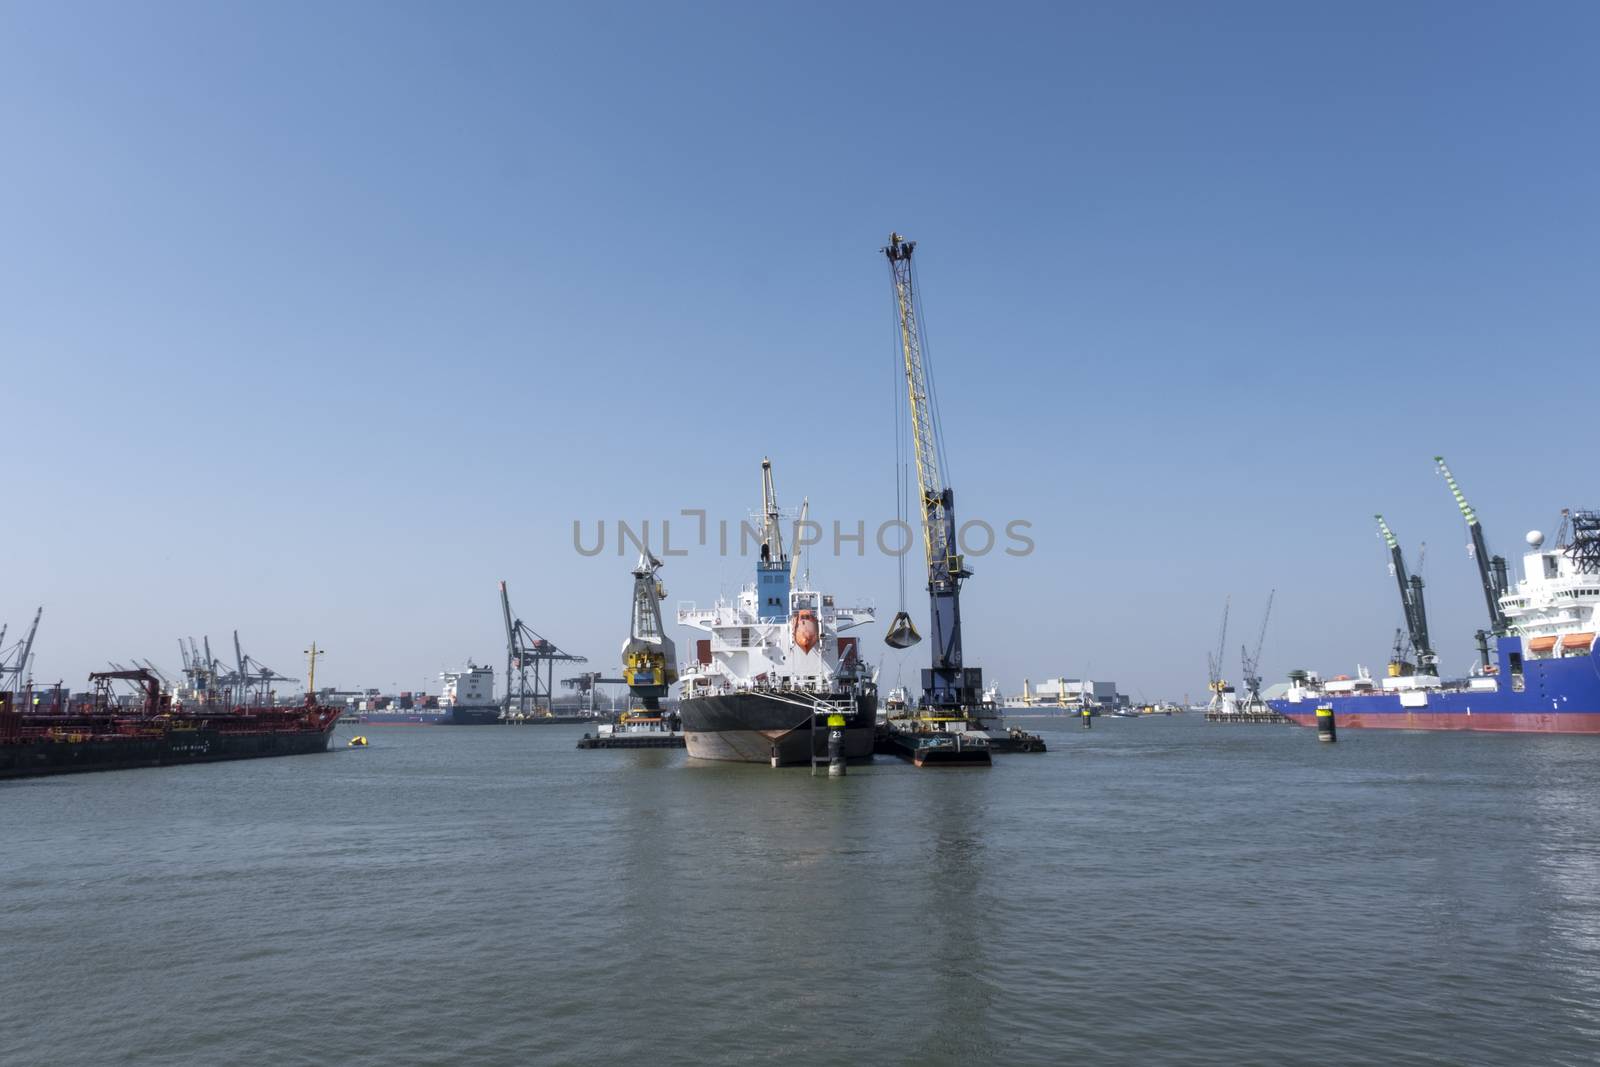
[5,715,1600,1065]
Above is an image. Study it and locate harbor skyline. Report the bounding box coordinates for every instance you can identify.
[5,1,1596,698]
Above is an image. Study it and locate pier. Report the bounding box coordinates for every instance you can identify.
[1204,710,1295,725]
[576,731,685,749]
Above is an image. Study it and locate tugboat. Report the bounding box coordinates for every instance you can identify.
[676,459,878,765]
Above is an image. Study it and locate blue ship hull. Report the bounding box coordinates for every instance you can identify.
[1268,636,1600,733]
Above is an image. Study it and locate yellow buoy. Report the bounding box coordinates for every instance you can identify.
[348,735,368,748]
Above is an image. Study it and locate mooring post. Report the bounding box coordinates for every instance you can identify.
[1316,704,1337,743]
[827,713,846,777]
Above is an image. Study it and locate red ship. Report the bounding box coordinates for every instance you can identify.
[0,669,342,779]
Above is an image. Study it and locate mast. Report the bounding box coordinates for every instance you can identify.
[1435,456,1507,634]
[303,642,323,698]
[882,233,979,712]
[1376,515,1436,675]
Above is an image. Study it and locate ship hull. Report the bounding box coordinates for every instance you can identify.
[0,720,341,779]
[1269,639,1600,734]
[1273,708,1600,733]
[680,690,877,765]
[436,707,502,725]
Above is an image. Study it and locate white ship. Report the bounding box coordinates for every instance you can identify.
[438,662,499,725]
[675,460,878,764]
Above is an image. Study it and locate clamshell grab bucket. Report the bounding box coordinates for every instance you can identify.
[884,611,922,649]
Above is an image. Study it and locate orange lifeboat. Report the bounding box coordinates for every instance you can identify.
[792,609,819,653]
[1528,635,1559,653]
[1560,632,1595,653]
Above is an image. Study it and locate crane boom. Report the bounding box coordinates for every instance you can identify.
[882,233,978,712]
[1434,456,1507,634]
[1375,514,1436,674]
[1208,596,1230,688]
[13,607,41,692]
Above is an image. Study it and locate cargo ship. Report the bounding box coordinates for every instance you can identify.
[436,663,501,725]
[1,668,342,779]
[676,460,878,764]
[1271,508,1600,733]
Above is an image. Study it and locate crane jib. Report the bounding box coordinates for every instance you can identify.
[882,232,983,712]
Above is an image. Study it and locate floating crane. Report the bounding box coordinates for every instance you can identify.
[881,233,983,715]
[620,554,677,712]
[1376,515,1437,676]
[499,581,587,716]
[1435,457,1508,651]
[1239,589,1275,709]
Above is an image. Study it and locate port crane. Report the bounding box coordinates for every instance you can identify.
[1239,590,1275,709]
[1,607,42,694]
[881,233,983,713]
[500,581,586,716]
[620,554,677,713]
[1205,596,1231,712]
[222,631,297,704]
[1376,515,1437,676]
[562,672,627,716]
[1435,457,1508,671]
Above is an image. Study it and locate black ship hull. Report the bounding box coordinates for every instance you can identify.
[679,690,876,765]
[0,721,340,779]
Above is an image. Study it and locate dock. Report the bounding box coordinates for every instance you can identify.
[1205,710,1295,725]
[576,731,685,749]
[874,722,992,767]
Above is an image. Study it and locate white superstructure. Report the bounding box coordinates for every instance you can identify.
[1499,528,1600,659]
[441,662,496,707]
[677,583,874,697]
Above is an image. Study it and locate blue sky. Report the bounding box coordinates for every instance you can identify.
[3,1,1596,700]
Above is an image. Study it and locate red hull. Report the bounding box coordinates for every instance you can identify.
[1283,711,1600,734]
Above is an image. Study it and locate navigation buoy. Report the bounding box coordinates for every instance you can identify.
[348,735,368,748]
[826,712,847,777]
[1315,706,1336,743]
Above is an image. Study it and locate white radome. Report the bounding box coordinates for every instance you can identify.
[1526,530,1545,548]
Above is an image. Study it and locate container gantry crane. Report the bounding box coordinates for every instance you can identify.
[500,581,587,716]
[3,607,42,694]
[1375,514,1437,676]
[881,233,983,714]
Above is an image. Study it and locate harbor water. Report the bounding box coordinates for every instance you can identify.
[5,716,1599,1065]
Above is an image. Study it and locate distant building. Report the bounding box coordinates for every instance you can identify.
[1018,677,1128,709]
